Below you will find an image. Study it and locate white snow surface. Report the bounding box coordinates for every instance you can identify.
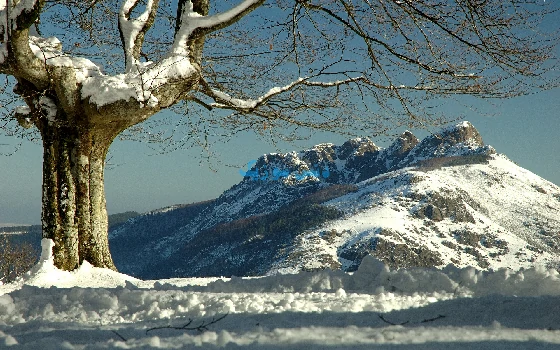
[2,239,560,348]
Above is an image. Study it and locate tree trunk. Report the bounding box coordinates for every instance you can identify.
[39,119,116,271]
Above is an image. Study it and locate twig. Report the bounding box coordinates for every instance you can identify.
[421,314,446,323]
[145,313,229,335]
[378,313,446,326]
[378,314,409,326]
[111,330,127,342]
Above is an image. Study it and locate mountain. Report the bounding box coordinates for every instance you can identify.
[109,121,560,279]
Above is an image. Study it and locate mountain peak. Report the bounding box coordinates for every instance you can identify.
[398,121,495,166]
[338,138,379,160]
[393,130,420,156]
[440,120,484,147]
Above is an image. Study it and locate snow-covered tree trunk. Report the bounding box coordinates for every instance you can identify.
[39,118,117,270]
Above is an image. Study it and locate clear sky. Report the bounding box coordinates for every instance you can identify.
[1,85,559,225]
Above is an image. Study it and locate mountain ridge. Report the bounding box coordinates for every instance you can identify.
[109,121,560,278]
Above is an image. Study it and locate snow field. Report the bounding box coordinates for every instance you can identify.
[2,240,560,348]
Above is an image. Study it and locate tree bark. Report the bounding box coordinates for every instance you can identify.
[38,118,117,271]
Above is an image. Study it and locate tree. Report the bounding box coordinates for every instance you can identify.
[0,0,556,271]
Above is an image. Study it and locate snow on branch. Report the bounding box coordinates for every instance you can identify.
[172,0,264,56]
[0,0,39,36]
[205,74,469,113]
[209,78,306,110]
[0,0,40,64]
[119,0,159,72]
[82,54,197,108]
[205,76,369,111]
[27,36,102,81]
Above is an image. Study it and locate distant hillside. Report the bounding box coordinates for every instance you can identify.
[1,211,141,253]
[109,201,215,274]
[0,225,42,249]
[142,185,358,278]
[109,122,560,279]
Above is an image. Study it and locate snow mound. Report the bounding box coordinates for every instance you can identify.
[4,239,140,294]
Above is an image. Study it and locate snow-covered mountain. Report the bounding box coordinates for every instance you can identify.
[109,121,560,279]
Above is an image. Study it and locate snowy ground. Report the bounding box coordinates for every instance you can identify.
[2,240,560,349]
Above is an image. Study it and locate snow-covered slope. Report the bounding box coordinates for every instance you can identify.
[109,121,560,278]
[273,153,560,274]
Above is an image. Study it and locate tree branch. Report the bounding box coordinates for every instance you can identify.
[0,0,49,87]
[202,72,495,117]
[118,0,160,73]
[172,0,265,56]
[296,0,461,77]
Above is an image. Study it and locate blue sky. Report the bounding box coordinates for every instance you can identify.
[1,85,559,225]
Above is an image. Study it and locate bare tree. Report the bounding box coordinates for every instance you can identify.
[0,0,556,271]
